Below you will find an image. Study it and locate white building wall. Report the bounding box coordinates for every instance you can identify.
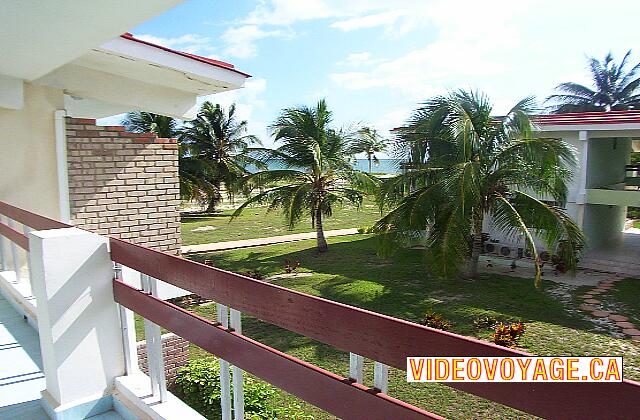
[0,83,63,219]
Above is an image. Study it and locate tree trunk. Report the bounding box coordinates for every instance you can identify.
[205,181,221,213]
[205,197,218,214]
[315,206,328,252]
[368,155,372,173]
[468,215,484,278]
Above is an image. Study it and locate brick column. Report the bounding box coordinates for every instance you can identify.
[137,333,190,386]
[65,118,181,254]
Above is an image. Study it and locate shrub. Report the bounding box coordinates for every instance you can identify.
[244,269,266,280]
[357,226,374,234]
[174,359,311,419]
[421,312,451,330]
[492,322,526,348]
[473,315,499,330]
[284,259,300,274]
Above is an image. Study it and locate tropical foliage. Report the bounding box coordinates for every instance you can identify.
[547,50,640,113]
[179,102,265,212]
[353,127,387,173]
[123,104,262,212]
[123,111,178,138]
[233,99,377,251]
[375,90,585,286]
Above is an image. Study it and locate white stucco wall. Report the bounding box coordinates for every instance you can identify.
[0,83,63,219]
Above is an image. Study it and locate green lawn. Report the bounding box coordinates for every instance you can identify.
[181,199,382,245]
[634,220,640,229]
[180,235,640,419]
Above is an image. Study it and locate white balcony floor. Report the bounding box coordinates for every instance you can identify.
[0,294,47,419]
[0,294,125,419]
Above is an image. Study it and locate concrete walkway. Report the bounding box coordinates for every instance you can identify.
[0,294,47,419]
[182,228,360,254]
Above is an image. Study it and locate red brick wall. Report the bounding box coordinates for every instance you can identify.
[137,333,189,385]
[65,117,181,254]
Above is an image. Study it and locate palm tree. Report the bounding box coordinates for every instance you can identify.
[354,127,387,173]
[547,51,640,113]
[232,99,378,252]
[122,111,212,206]
[122,111,178,138]
[376,90,584,286]
[180,102,264,213]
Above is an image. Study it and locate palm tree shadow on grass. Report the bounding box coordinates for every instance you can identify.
[199,236,597,348]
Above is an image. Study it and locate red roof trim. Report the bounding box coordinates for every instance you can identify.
[120,33,251,78]
[534,110,640,126]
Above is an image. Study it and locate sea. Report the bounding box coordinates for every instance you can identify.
[249,159,402,174]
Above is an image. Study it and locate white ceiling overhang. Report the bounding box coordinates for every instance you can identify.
[33,36,250,119]
[1,1,250,119]
[0,0,183,81]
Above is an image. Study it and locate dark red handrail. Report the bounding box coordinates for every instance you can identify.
[0,221,29,250]
[0,201,70,231]
[2,201,640,419]
[114,280,443,420]
[110,237,640,420]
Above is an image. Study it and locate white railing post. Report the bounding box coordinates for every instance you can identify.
[22,224,32,282]
[0,215,6,271]
[29,227,125,417]
[349,353,364,383]
[230,308,244,420]
[216,303,232,420]
[373,362,389,394]
[115,263,138,375]
[8,219,20,279]
[141,273,168,402]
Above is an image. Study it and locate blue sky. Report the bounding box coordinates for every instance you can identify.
[114,0,640,151]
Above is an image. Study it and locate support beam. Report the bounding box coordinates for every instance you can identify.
[34,64,199,119]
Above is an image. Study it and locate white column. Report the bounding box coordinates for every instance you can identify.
[29,227,124,413]
[576,130,589,204]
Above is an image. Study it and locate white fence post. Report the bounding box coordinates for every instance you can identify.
[29,227,124,417]
[349,353,364,384]
[141,274,168,402]
[373,362,389,394]
[217,303,232,420]
[230,308,244,420]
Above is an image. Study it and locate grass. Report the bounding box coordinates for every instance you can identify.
[179,235,640,419]
[634,220,640,229]
[181,199,382,245]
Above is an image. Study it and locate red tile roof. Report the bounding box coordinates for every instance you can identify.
[120,33,251,78]
[534,110,640,126]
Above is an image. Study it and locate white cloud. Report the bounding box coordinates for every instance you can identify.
[242,0,337,26]
[330,11,404,32]
[339,52,381,67]
[220,25,292,59]
[330,0,525,101]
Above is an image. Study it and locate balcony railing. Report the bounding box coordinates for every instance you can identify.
[1,200,640,419]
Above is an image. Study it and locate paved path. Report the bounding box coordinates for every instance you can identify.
[182,228,360,254]
[577,275,640,343]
